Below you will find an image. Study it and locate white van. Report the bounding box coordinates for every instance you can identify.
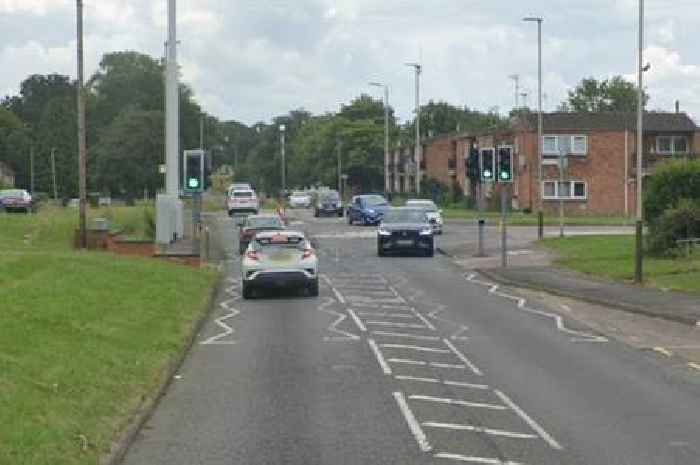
[227,187,259,216]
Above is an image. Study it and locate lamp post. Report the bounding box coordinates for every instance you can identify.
[76,0,87,248]
[279,124,286,196]
[405,63,422,195]
[369,82,390,194]
[635,0,645,283]
[523,16,544,240]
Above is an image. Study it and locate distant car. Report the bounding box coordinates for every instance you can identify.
[345,195,358,217]
[377,207,435,257]
[227,187,259,216]
[288,191,312,208]
[314,190,343,217]
[241,230,319,299]
[229,182,252,190]
[0,189,33,213]
[347,194,389,226]
[406,199,443,234]
[238,214,286,254]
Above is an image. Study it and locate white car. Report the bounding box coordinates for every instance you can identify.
[227,187,259,216]
[288,191,312,208]
[241,230,319,299]
[406,199,443,234]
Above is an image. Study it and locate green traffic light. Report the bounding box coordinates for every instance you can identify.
[188,178,200,188]
[500,171,510,180]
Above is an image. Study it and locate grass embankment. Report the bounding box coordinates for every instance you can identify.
[442,208,631,226]
[0,207,217,465]
[542,235,700,294]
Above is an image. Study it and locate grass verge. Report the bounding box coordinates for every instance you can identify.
[541,235,700,293]
[0,208,217,465]
[442,208,631,226]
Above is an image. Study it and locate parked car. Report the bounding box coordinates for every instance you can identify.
[229,182,252,191]
[288,191,312,208]
[405,199,443,234]
[347,194,389,226]
[314,190,343,217]
[241,230,319,299]
[238,214,286,254]
[227,187,259,216]
[0,189,33,213]
[377,207,435,257]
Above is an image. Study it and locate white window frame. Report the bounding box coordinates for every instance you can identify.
[542,180,587,200]
[571,135,588,155]
[656,135,689,155]
[542,135,559,155]
[542,134,588,161]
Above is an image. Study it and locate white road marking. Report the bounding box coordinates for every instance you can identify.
[494,389,564,450]
[358,311,415,319]
[442,380,490,390]
[422,421,537,439]
[393,392,433,452]
[316,296,361,342]
[464,273,607,343]
[368,338,392,374]
[372,331,441,341]
[430,362,467,370]
[380,343,450,353]
[321,274,347,304]
[411,308,437,331]
[366,321,428,329]
[395,375,441,384]
[346,308,367,332]
[443,339,483,376]
[389,358,427,366]
[433,452,525,465]
[409,395,507,411]
[201,278,240,345]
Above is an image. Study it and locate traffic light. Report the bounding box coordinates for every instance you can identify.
[184,150,204,193]
[497,147,513,183]
[480,148,495,181]
[466,147,480,180]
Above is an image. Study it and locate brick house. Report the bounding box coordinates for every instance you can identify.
[387,112,699,216]
[0,161,15,187]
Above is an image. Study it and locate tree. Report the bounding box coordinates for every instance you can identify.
[94,109,164,197]
[2,74,75,128]
[561,76,648,112]
[0,107,23,129]
[34,96,78,197]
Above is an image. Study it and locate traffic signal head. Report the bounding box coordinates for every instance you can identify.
[184,150,204,193]
[467,148,480,180]
[497,148,513,183]
[480,149,495,181]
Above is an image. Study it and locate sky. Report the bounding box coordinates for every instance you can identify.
[2,0,700,126]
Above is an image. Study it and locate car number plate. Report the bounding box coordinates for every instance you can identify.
[396,239,414,246]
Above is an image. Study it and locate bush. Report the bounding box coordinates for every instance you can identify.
[644,160,700,225]
[647,198,700,255]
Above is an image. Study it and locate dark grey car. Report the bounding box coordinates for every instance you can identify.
[377,207,434,257]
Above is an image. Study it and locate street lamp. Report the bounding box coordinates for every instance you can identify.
[369,82,390,194]
[523,16,544,240]
[279,124,286,196]
[405,62,422,195]
[635,0,645,283]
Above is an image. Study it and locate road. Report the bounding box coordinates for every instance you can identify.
[122,210,700,465]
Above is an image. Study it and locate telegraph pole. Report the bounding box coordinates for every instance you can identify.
[279,124,286,195]
[337,139,342,194]
[635,0,645,283]
[29,144,34,194]
[76,0,87,248]
[406,63,422,195]
[51,147,58,202]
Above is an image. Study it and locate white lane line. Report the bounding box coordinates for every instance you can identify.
[442,339,483,376]
[409,395,507,411]
[358,311,415,318]
[380,343,450,354]
[389,358,427,366]
[395,375,441,384]
[443,380,490,390]
[411,308,437,331]
[422,422,537,439]
[368,338,392,375]
[430,362,467,370]
[393,392,433,452]
[321,274,347,304]
[494,389,564,450]
[346,308,367,332]
[317,296,360,342]
[366,321,428,329]
[372,331,441,341]
[433,452,525,465]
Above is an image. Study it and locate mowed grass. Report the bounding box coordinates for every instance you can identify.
[541,235,700,293]
[442,208,631,226]
[0,208,217,465]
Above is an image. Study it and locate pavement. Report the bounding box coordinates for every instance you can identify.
[119,211,700,465]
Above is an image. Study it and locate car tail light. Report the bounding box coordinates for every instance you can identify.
[302,248,314,259]
[245,250,258,261]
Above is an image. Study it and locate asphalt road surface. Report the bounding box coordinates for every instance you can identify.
[122,210,700,465]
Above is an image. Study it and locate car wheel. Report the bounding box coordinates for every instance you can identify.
[378,244,386,257]
[308,278,319,297]
[425,242,435,257]
[347,214,353,225]
[338,210,343,217]
[242,282,254,299]
[362,215,369,226]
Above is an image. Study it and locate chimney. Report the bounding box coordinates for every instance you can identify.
[675,100,680,114]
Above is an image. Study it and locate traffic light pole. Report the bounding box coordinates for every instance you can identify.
[501,184,508,268]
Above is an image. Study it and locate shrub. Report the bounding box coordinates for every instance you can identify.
[647,198,700,255]
[644,160,700,226]
[143,205,156,240]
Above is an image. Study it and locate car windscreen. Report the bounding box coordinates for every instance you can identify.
[254,235,305,250]
[246,217,283,229]
[320,193,339,201]
[382,209,427,224]
[364,195,387,207]
[0,190,26,199]
[291,192,306,196]
[406,201,437,212]
[233,191,254,198]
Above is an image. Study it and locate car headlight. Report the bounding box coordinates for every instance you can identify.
[367,209,375,215]
[378,227,391,236]
[419,227,433,236]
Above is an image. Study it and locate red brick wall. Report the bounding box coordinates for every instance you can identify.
[423,136,455,188]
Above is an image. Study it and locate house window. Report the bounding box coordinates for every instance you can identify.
[542,135,588,159]
[542,180,587,200]
[543,136,558,155]
[656,135,688,154]
[571,135,588,155]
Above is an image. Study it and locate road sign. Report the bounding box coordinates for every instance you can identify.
[183,149,205,193]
